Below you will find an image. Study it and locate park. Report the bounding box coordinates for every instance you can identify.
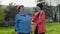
[0,0,60,34]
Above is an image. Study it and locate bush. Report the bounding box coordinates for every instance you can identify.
[0,5,5,23]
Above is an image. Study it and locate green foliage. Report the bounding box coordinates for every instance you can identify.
[0,6,5,23]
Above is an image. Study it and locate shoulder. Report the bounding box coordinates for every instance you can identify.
[40,10,45,14]
[25,13,31,18]
[15,13,20,18]
[16,14,19,16]
[26,13,30,16]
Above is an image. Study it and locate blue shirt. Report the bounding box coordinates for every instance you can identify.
[14,12,31,33]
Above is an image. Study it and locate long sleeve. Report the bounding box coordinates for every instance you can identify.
[36,12,46,24]
[14,14,19,32]
[32,14,38,23]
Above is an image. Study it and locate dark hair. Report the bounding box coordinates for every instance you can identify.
[37,3,43,10]
[17,5,24,12]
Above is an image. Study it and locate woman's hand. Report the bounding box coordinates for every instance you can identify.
[35,12,40,16]
[35,12,39,15]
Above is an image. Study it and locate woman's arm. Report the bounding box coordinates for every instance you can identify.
[32,13,38,23]
[14,14,19,32]
[36,12,46,24]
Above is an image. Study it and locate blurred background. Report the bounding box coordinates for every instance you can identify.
[0,0,60,34]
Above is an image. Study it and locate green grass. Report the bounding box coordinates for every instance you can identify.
[46,23,60,34]
[0,23,60,34]
[0,26,15,34]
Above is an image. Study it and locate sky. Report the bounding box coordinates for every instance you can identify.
[0,0,37,7]
[44,0,59,6]
[0,0,60,7]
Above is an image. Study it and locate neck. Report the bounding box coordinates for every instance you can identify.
[20,11,25,15]
[38,10,41,12]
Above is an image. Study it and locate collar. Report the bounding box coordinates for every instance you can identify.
[18,12,26,16]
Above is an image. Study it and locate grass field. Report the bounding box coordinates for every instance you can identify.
[0,23,60,34]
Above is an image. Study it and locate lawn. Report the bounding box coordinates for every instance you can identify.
[0,23,60,34]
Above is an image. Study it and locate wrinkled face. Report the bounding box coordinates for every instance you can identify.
[36,6,41,12]
[20,7,24,12]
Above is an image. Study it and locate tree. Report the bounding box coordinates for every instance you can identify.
[5,3,17,21]
[37,0,43,2]
[0,5,5,23]
[4,3,17,26]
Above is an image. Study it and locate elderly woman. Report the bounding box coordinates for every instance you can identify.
[32,3,46,34]
[14,5,31,34]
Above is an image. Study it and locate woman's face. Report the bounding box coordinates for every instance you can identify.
[20,7,24,12]
[36,6,41,12]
